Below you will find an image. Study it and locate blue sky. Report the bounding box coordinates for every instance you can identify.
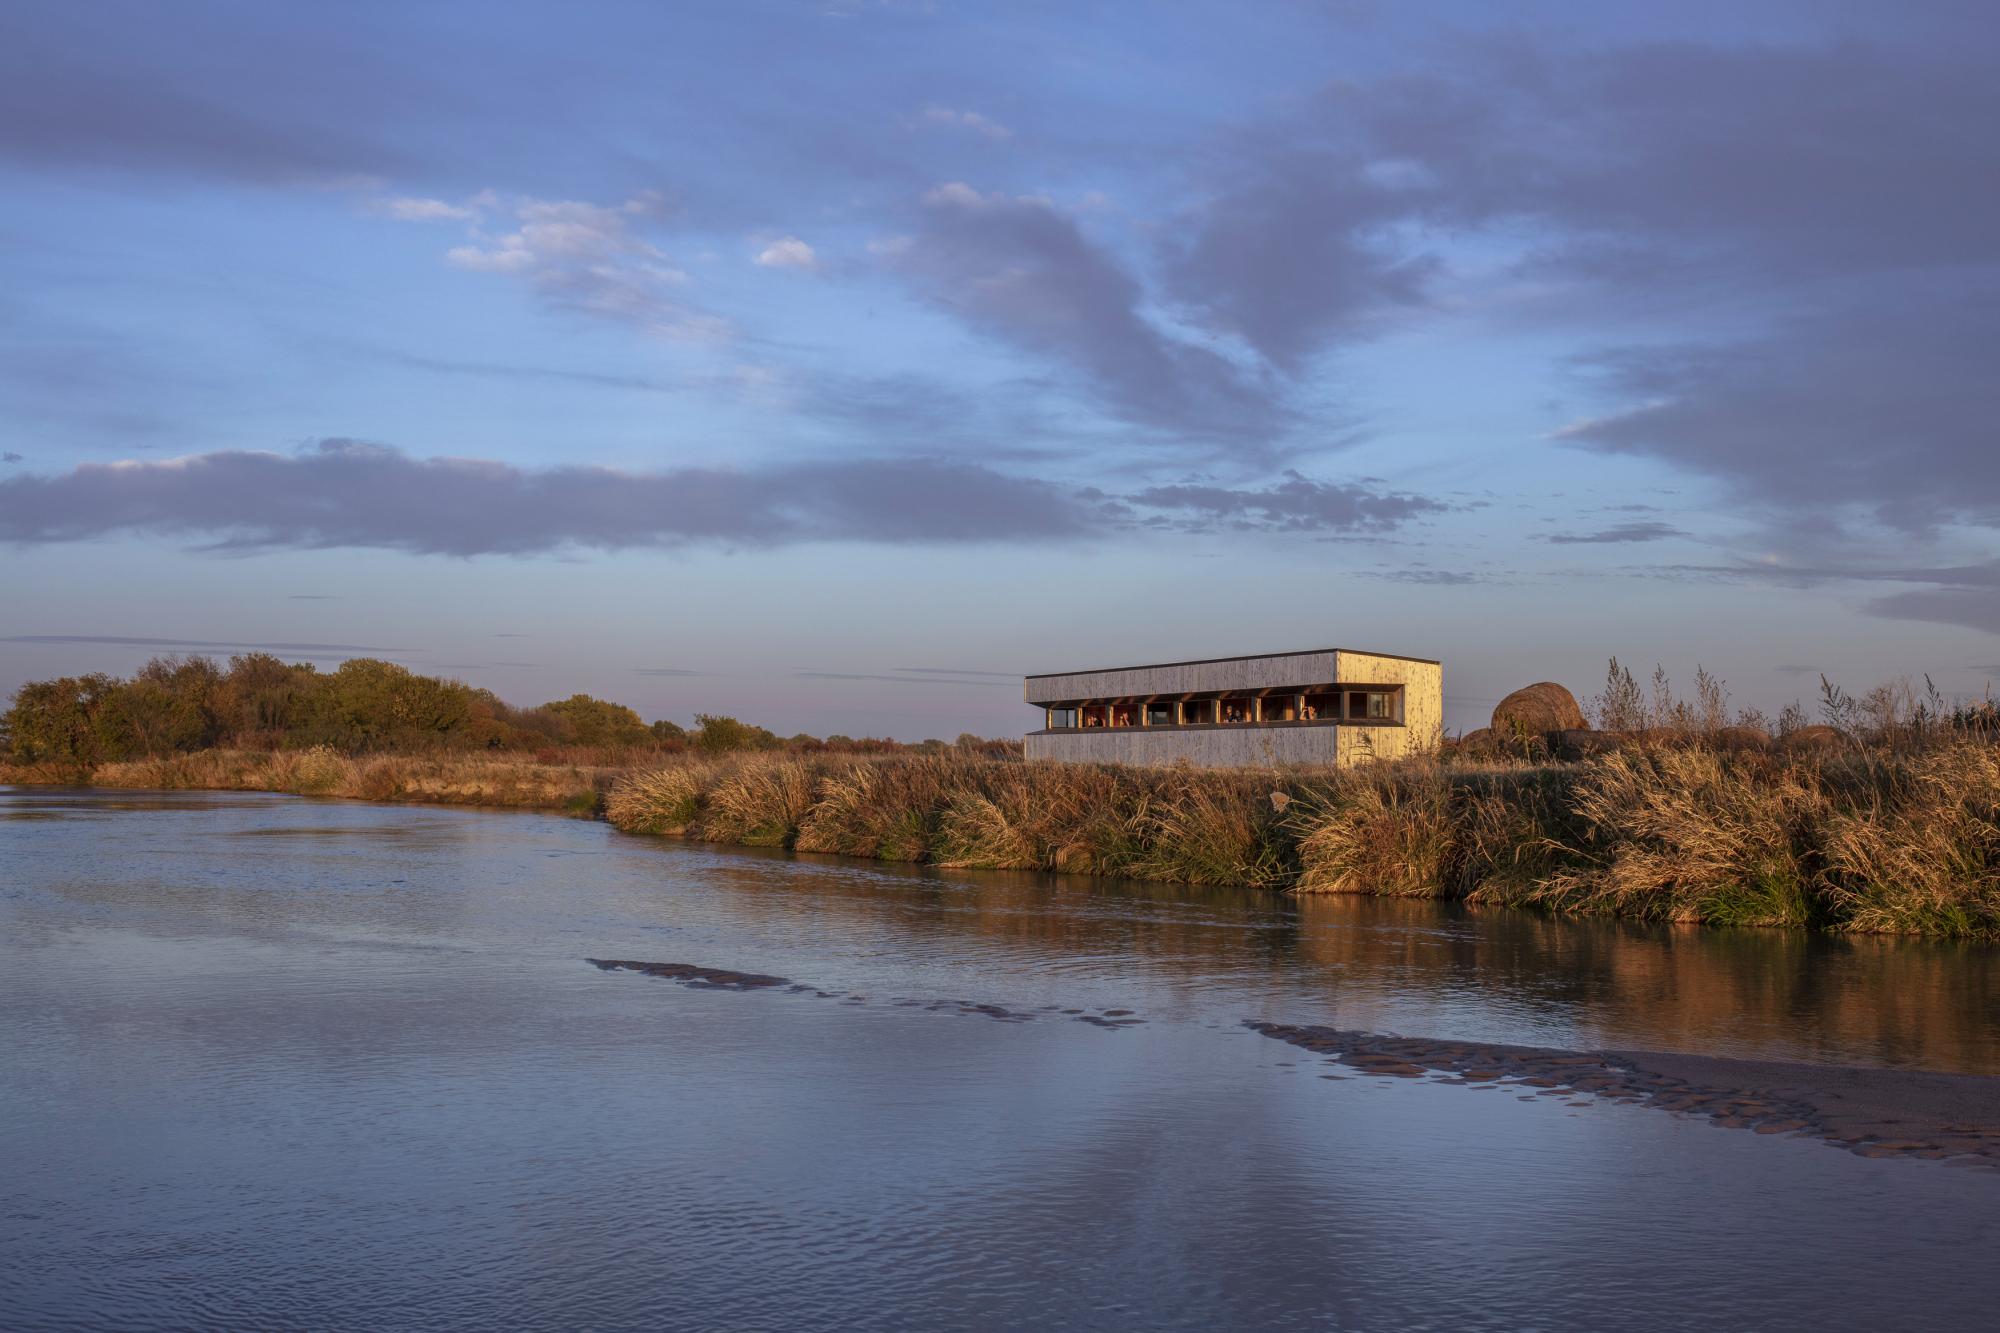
[3,0,1997,738]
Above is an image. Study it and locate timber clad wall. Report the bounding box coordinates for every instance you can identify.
[1022,647,1441,770]
[1023,650,1341,706]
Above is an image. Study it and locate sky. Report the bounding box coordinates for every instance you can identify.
[2,0,1997,739]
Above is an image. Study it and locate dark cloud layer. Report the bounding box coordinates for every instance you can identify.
[0,440,1080,554]
[1167,33,2000,529]
[894,186,1285,448]
[1559,294,2000,531]
[0,442,1441,554]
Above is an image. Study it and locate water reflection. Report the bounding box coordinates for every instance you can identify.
[4,787,1998,1333]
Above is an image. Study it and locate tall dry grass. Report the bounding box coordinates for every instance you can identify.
[598,737,2000,938]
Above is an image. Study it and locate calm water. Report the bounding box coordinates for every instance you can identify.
[3,787,1997,1331]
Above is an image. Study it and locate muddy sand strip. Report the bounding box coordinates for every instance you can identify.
[587,960,1144,1028]
[587,959,793,991]
[1248,1022,2000,1169]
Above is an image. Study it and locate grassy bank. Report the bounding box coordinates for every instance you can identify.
[601,740,2000,939]
[8,736,1997,939]
[1,747,622,815]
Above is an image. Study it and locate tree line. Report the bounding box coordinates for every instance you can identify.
[0,654,971,765]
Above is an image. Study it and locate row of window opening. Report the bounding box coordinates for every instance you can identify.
[1045,690,1397,731]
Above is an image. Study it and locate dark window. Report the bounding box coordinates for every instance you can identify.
[1110,704,1139,728]
[1180,698,1215,725]
[1260,695,1299,722]
[1046,707,1078,729]
[1080,705,1109,728]
[1219,697,1254,724]
[1301,692,1339,721]
[1145,702,1174,726]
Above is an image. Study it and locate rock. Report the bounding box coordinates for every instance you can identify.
[1491,682,1586,738]
[1781,724,1847,753]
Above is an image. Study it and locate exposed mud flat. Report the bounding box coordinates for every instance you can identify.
[587,959,1145,1027]
[586,959,792,990]
[1249,1021,2000,1168]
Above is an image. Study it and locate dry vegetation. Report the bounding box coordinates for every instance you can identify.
[588,730,2000,939]
[5,747,624,814]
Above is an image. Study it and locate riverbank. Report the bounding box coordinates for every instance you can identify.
[0,747,621,814]
[601,742,2000,939]
[7,737,1998,939]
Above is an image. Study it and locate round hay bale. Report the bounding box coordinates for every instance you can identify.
[1781,724,1846,753]
[1711,725,1772,752]
[1634,726,1695,748]
[1455,727,1499,756]
[1492,682,1586,737]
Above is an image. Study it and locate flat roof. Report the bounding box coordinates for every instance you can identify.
[1023,647,1440,680]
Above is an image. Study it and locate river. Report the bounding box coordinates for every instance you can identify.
[3,787,1997,1331]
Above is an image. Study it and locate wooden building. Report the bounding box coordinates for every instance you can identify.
[1023,648,1442,768]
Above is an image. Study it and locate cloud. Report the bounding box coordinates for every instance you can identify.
[1362,569,1485,586]
[434,193,728,341]
[1542,520,1686,545]
[0,439,1088,554]
[890,183,1286,447]
[890,667,1021,679]
[1161,33,2000,534]
[754,236,818,269]
[375,195,476,222]
[0,443,1449,555]
[286,594,340,601]
[1117,471,1447,533]
[1662,558,2000,637]
[916,107,1012,141]
[1557,292,2000,532]
[2,634,404,657]
[633,667,708,677]
[0,8,400,184]
[794,670,1014,687]
[1,453,20,464]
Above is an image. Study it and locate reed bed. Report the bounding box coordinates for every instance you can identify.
[600,738,2000,938]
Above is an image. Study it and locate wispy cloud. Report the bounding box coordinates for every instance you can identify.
[753,236,818,270]
[890,666,1021,679]
[1116,472,1447,534]
[1361,569,1486,585]
[396,191,731,341]
[633,667,708,677]
[1542,520,1686,545]
[2,633,406,656]
[915,106,1012,141]
[795,670,1016,687]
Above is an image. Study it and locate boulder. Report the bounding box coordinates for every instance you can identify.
[1492,682,1587,738]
